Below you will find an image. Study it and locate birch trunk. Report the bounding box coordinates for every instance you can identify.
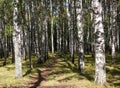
[92,0,106,84]
[111,0,117,63]
[76,0,84,71]
[13,0,22,78]
[50,0,54,53]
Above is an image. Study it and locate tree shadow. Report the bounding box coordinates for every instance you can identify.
[114,82,120,87]
[0,56,14,67]
[48,54,94,82]
[23,69,32,77]
[65,58,94,81]
[29,69,45,88]
[79,73,94,81]
[107,68,120,87]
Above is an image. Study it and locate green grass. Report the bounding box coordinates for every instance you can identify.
[42,53,120,88]
[43,54,102,88]
[0,53,119,88]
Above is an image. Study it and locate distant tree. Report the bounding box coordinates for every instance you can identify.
[69,0,75,63]
[50,0,54,54]
[110,0,117,63]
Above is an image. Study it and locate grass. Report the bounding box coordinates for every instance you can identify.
[0,53,119,88]
[43,54,103,88]
[0,63,29,87]
[0,53,56,87]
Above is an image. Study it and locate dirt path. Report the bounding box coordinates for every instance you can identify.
[29,68,53,88]
[28,57,77,88]
[29,57,58,88]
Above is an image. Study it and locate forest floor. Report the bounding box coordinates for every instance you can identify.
[29,54,79,88]
[0,53,120,88]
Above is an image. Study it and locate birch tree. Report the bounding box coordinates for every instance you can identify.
[50,0,54,53]
[13,0,22,78]
[110,0,117,63]
[92,0,106,84]
[76,0,84,71]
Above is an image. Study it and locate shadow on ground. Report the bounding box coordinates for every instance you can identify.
[29,69,45,88]
[48,54,94,82]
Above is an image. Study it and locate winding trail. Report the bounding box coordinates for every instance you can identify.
[29,57,57,88]
[29,56,77,88]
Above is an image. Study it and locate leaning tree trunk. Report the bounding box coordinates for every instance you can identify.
[92,0,106,84]
[13,0,22,78]
[76,0,84,72]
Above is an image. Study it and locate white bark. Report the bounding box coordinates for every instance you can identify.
[92,0,106,84]
[111,1,117,63]
[13,0,22,78]
[50,0,54,53]
[76,0,84,71]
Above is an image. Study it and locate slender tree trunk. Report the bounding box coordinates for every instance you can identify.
[92,0,106,84]
[70,0,75,63]
[90,11,95,56]
[111,0,117,63]
[116,6,119,51]
[45,18,48,60]
[66,0,71,52]
[25,0,30,61]
[0,19,2,58]
[116,26,119,51]
[44,1,48,60]
[26,0,33,69]
[11,36,15,63]
[13,0,22,78]
[50,0,54,53]
[56,14,60,53]
[86,19,90,54]
[2,4,7,66]
[76,0,84,72]
[59,24,62,55]
[3,35,7,66]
